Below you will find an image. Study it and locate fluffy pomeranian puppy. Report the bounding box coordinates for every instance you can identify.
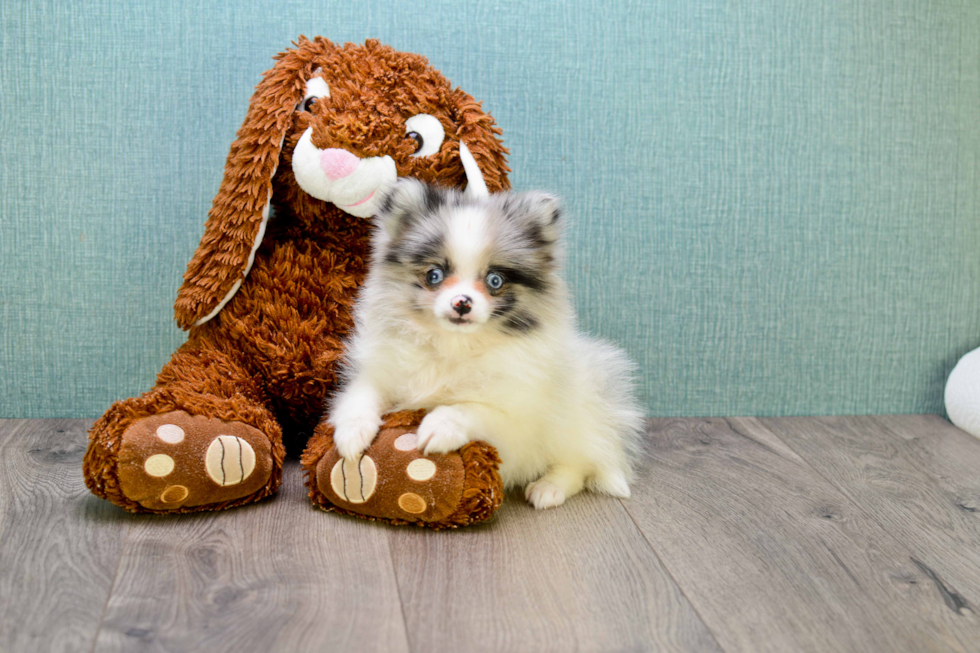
[329,179,643,509]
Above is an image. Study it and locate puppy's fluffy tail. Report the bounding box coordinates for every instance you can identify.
[574,335,646,494]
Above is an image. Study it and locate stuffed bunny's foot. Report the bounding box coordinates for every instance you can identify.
[111,410,277,511]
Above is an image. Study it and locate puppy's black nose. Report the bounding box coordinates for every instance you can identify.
[452,295,472,316]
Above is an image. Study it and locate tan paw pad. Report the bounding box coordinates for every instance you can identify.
[205,435,256,486]
[330,455,377,504]
[397,492,427,514]
[160,485,189,504]
[393,433,418,451]
[144,454,175,477]
[155,424,185,444]
[406,458,436,481]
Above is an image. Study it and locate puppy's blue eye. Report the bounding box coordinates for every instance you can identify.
[425,268,444,286]
[486,272,504,291]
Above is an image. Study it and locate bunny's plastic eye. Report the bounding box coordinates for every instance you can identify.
[299,77,330,113]
[404,114,445,157]
[486,272,504,291]
[425,268,445,286]
[407,131,424,153]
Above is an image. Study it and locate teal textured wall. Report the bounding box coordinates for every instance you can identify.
[2,0,979,418]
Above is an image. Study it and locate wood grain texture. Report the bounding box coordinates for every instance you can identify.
[757,414,980,613]
[91,459,410,653]
[0,419,127,653]
[387,489,723,653]
[623,417,980,653]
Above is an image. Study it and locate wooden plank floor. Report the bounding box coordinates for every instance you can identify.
[1,417,978,653]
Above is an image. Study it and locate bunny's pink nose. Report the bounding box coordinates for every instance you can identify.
[320,148,360,179]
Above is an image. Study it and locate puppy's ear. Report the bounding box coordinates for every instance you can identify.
[375,178,450,238]
[511,191,563,244]
[173,41,328,329]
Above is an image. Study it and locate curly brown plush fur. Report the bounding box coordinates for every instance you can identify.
[83,37,509,516]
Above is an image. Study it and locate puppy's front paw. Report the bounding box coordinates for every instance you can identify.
[417,407,471,455]
[333,414,381,460]
[525,479,567,510]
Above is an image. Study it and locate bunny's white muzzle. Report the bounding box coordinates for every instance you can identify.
[292,127,397,218]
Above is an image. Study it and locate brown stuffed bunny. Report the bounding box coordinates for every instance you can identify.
[83,37,508,522]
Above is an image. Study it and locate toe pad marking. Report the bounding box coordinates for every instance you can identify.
[160,485,189,503]
[330,456,377,504]
[144,454,175,477]
[398,492,427,514]
[205,435,256,486]
[406,458,436,481]
[155,424,185,444]
[393,433,418,451]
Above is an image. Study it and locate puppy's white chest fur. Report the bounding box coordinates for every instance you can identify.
[381,332,519,410]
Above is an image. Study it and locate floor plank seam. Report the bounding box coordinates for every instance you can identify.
[383,529,414,653]
[86,520,129,653]
[614,497,731,653]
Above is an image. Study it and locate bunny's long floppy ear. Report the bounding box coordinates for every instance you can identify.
[173,48,312,329]
[452,89,510,197]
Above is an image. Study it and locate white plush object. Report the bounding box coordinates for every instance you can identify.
[945,347,980,438]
